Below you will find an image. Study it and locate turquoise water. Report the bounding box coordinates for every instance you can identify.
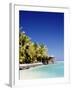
[20,61,64,79]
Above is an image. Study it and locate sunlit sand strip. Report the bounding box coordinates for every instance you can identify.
[19,62,43,70]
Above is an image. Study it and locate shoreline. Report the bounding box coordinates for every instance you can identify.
[19,62,43,70]
[19,61,64,80]
[19,61,63,70]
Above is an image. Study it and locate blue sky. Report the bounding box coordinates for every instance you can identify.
[19,10,64,61]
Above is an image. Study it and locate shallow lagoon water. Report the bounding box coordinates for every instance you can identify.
[20,61,64,80]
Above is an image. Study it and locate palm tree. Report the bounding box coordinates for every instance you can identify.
[33,42,38,60]
[19,31,31,63]
[19,32,30,47]
[38,44,48,62]
[39,44,48,56]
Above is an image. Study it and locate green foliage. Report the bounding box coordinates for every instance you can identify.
[19,30,48,64]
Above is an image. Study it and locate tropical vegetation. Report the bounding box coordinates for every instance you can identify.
[19,29,54,64]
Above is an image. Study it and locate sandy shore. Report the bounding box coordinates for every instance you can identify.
[19,62,43,70]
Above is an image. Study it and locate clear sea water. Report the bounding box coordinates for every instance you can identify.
[20,61,64,79]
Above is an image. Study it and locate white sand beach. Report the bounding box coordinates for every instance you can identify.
[19,62,43,80]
